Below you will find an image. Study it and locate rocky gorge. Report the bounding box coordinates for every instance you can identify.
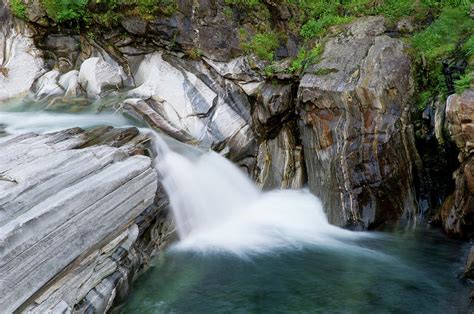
[0,0,473,312]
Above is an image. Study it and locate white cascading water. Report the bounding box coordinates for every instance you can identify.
[0,109,374,256]
[0,111,130,134]
[149,132,373,256]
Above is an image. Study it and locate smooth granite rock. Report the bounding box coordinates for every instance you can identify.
[0,127,173,313]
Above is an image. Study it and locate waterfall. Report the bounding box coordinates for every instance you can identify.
[149,132,370,256]
[0,108,371,256]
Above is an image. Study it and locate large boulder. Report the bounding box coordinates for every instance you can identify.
[297,17,417,228]
[78,57,128,98]
[0,127,173,312]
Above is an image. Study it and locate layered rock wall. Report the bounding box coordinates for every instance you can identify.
[298,17,418,228]
[0,127,173,312]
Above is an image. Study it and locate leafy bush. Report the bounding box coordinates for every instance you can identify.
[288,45,323,73]
[411,4,474,108]
[454,73,473,94]
[41,0,89,23]
[9,0,27,19]
[300,15,352,39]
[225,0,261,6]
[412,6,473,63]
[242,33,279,61]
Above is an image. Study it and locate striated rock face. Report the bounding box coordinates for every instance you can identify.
[298,17,418,228]
[0,127,173,312]
[0,1,44,102]
[255,123,305,190]
[440,89,474,238]
[122,52,258,172]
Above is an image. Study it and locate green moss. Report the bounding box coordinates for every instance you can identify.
[10,0,27,19]
[242,33,279,61]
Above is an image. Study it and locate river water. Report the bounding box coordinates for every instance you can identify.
[0,98,471,313]
[119,228,470,313]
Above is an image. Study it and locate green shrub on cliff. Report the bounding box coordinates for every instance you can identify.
[288,44,323,73]
[242,33,280,61]
[300,15,353,39]
[411,4,474,108]
[10,0,26,19]
[42,0,89,23]
[454,73,473,94]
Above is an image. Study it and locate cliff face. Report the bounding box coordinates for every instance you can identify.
[298,17,417,228]
[1,0,473,311]
[1,0,422,228]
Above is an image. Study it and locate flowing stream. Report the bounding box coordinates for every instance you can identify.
[0,99,471,313]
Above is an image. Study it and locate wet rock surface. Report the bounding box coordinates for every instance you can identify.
[0,127,173,313]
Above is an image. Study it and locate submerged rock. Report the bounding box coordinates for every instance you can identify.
[298,17,418,228]
[0,127,173,312]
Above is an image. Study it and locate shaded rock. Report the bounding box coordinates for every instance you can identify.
[298,17,417,228]
[465,246,474,279]
[121,16,148,36]
[440,89,474,238]
[253,81,294,137]
[255,123,305,189]
[42,34,80,72]
[0,127,171,312]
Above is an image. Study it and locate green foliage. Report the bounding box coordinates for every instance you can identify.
[224,0,261,7]
[411,5,474,109]
[300,15,352,39]
[463,36,474,59]
[288,45,323,73]
[412,6,474,63]
[10,0,27,19]
[41,0,89,23]
[242,33,279,61]
[454,73,473,94]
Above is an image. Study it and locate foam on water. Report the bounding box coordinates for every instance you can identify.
[150,133,376,256]
[0,108,377,257]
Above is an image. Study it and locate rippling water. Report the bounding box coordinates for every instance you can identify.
[118,228,470,313]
